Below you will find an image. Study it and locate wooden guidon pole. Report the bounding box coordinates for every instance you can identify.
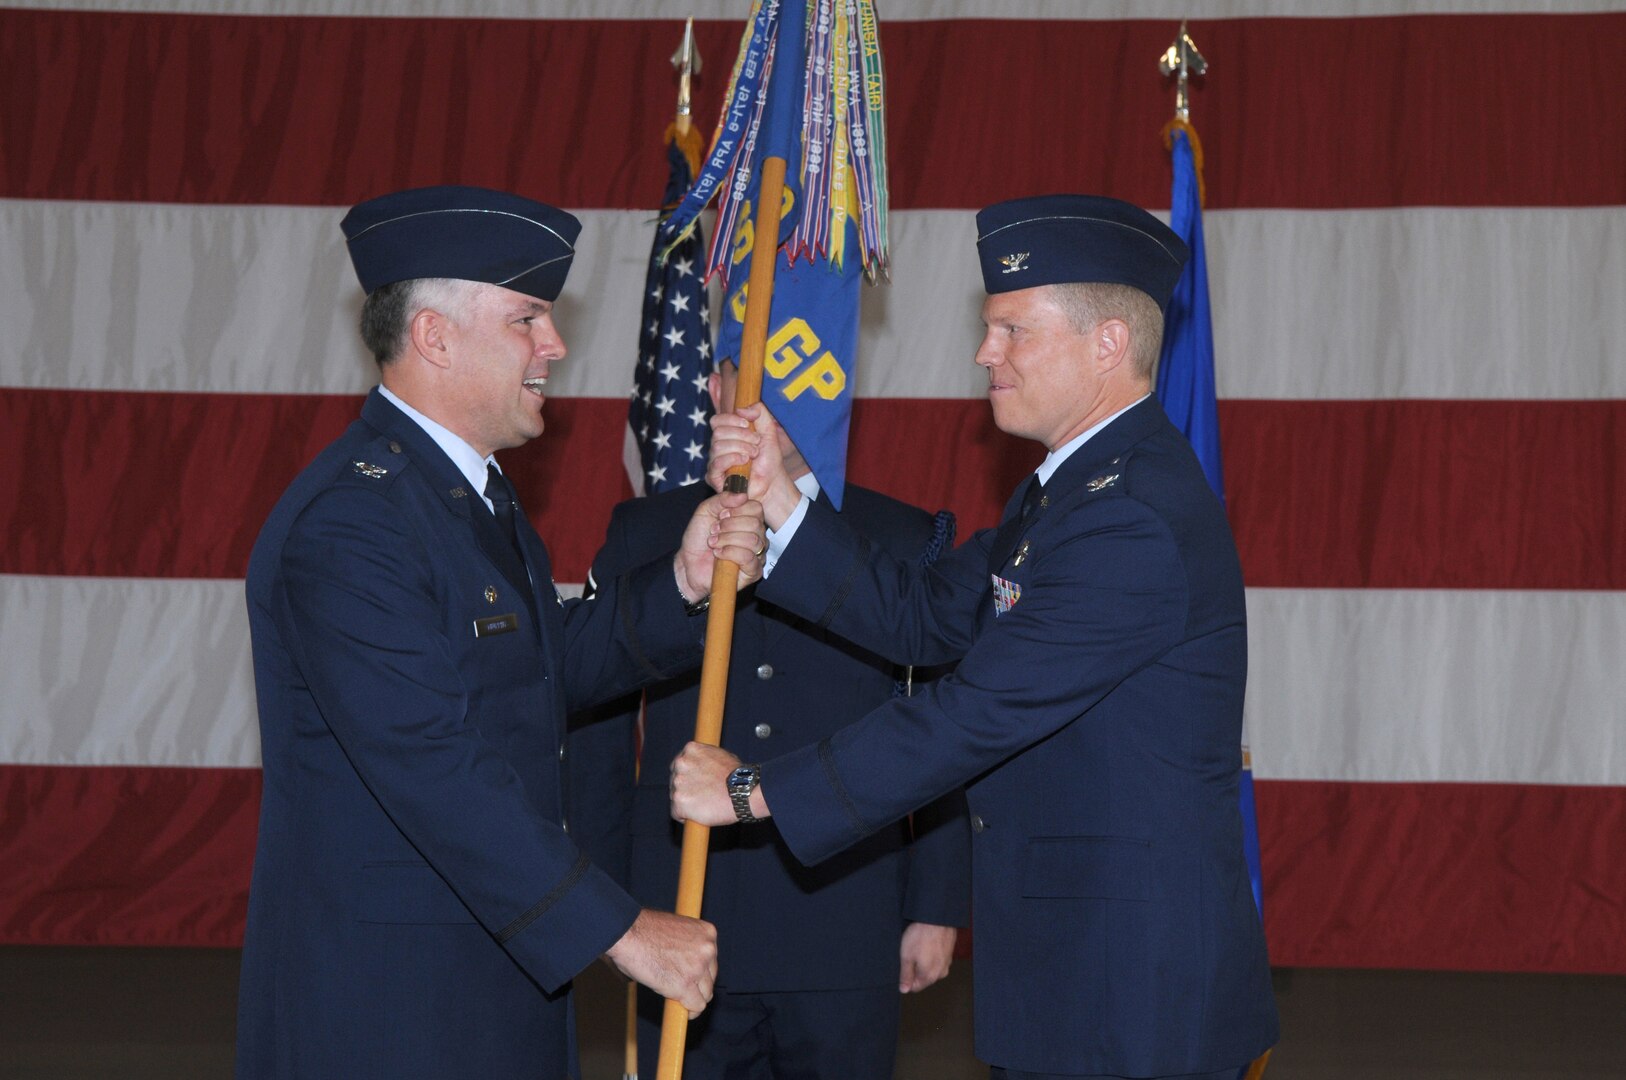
[653,155,790,1080]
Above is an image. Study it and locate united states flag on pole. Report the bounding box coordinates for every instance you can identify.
[627,141,715,496]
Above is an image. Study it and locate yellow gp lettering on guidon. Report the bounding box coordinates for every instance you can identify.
[765,317,847,402]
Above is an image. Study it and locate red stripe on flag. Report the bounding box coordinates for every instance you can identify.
[1222,399,1626,590]
[0,764,257,947]
[7,390,1624,590]
[6,764,1622,973]
[1257,778,1626,974]
[4,10,1623,209]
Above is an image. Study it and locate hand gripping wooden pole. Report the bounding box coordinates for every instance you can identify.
[654,155,789,1080]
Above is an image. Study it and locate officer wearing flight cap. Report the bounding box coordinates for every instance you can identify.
[674,194,1280,1078]
[237,185,765,1080]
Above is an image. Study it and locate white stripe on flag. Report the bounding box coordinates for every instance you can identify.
[1246,587,1626,786]
[7,574,1624,784]
[7,201,1623,400]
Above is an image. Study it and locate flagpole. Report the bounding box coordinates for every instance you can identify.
[655,157,786,1080]
[654,120,791,1080]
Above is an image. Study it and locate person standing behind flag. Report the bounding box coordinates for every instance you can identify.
[587,355,969,1080]
[673,194,1279,1079]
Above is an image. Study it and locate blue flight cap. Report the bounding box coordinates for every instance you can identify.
[341,185,581,301]
[975,194,1189,310]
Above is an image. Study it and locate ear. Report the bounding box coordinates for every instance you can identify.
[1093,318,1130,375]
[407,306,454,371]
[707,370,725,413]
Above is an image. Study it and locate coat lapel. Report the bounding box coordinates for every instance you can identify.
[361,390,536,617]
[986,397,1168,576]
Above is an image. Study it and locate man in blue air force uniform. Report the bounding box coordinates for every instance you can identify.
[672,195,1279,1079]
[237,185,767,1080]
[578,357,970,1080]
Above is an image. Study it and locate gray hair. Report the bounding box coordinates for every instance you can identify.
[1045,281,1165,381]
[358,278,476,366]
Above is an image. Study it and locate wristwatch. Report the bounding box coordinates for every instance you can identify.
[727,763,762,824]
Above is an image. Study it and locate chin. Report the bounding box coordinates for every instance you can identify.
[986,402,1024,439]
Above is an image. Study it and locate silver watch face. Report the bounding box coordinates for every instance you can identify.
[727,765,758,793]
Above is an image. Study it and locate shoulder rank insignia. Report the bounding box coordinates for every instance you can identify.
[1000,252,1030,274]
[352,460,389,479]
[1086,472,1121,492]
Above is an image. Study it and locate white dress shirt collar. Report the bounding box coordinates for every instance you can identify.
[378,384,501,511]
[1034,394,1150,486]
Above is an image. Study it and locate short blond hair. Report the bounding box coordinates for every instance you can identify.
[1046,281,1165,381]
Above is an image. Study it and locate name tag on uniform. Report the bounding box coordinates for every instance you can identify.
[473,613,519,638]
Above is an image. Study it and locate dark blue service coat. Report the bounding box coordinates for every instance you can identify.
[578,481,970,995]
[756,398,1279,1077]
[237,389,704,1080]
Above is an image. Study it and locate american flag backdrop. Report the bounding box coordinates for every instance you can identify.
[1,1,1623,976]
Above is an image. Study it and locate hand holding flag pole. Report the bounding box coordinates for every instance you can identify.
[653,2,888,1071]
[653,153,786,1080]
[655,3,804,1077]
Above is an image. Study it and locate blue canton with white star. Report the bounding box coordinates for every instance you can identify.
[630,142,715,493]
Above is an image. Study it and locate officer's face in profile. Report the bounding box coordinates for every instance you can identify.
[442,283,568,456]
[975,285,1105,451]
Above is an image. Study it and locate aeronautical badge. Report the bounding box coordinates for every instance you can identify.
[1086,472,1121,492]
[991,573,1022,616]
[351,460,388,479]
[1000,252,1030,274]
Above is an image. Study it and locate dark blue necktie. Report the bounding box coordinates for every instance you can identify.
[1019,474,1045,521]
[485,463,525,564]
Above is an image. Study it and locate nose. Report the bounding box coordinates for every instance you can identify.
[535,317,567,362]
[974,330,1001,369]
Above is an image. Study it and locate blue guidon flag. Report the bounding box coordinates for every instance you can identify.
[628,140,715,495]
[1158,119,1265,924]
[660,0,890,511]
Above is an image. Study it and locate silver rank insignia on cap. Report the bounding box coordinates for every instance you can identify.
[1087,473,1121,492]
[352,460,388,479]
[484,586,497,604]
[1000,252,1030,274]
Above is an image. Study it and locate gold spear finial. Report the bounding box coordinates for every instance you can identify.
[1158,19,1208,122]
[671,17,704,135]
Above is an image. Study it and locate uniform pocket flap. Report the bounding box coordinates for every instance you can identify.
[1021,835,1152,901]
[356,860,479,925]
